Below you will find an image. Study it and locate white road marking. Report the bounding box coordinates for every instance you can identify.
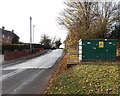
[11,69,45,94]
[2,69,25,81]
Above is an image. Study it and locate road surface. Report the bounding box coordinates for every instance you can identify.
[2,49,64,94]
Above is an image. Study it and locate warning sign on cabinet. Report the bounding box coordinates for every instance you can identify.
[99,41,104,48]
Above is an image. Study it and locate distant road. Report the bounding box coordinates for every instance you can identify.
[2,49,64,94]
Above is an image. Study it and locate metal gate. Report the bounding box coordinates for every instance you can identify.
[67,45,79,64]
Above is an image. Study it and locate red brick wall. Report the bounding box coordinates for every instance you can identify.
[4,48,44,60]
[33,48,44,53]
[2,37,12,44]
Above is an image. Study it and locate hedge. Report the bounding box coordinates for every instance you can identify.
[1,43,44,54]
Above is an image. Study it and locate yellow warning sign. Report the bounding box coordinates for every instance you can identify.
[99,41,104,48]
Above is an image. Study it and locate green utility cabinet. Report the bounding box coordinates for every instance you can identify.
[79,39,117,61]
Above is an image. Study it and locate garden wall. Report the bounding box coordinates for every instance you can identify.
[4,48,44,60]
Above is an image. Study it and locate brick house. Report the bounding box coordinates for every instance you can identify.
[0,26,19,44]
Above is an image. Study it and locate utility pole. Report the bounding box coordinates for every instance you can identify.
[33,25,35,43]
[30,17,32,51]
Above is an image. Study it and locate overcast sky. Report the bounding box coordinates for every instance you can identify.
[0,0,119,47]
[0,0,67,47]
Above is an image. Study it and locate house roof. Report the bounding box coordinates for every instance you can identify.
[0,28,19,38]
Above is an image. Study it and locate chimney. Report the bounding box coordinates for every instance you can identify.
[2,26,5,30]
[12,30,14,33]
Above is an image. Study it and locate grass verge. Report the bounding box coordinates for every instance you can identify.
[45,63,120,94]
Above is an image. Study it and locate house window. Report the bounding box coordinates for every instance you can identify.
[3,34,5,38]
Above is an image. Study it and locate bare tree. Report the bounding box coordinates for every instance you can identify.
[40,34,51,48]
[58,0,118,45]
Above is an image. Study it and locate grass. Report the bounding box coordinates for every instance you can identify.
[46,63,120,94]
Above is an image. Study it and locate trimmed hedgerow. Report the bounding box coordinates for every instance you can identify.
[1,43,44,54]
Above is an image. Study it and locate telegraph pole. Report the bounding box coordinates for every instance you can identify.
[33,25,35,43]
[30,17,32,51]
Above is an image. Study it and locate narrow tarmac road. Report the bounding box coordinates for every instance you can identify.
[2,49,64,94]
